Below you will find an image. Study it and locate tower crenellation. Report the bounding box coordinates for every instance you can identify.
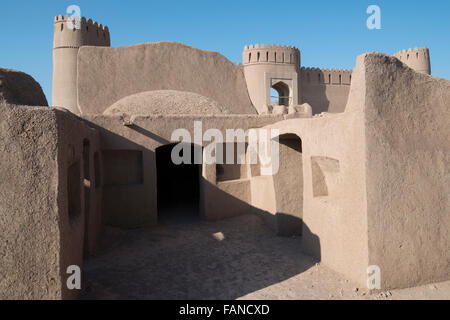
[243,44,300,67]
[393,47,431,75]
[53,15,110,49]
[300,67,352,85]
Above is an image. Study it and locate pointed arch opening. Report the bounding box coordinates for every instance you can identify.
[271,81,290,106]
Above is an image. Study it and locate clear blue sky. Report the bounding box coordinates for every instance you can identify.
[1,0,449,104]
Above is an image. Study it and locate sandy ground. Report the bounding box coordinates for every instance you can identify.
[81,213,450,300]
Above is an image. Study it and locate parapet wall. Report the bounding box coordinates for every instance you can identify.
[77,42,257,115]
[300,67,352,85]
[243,44,300,67]
[393,47,431,75]
[300,67,352,114]
[53,15,110,49]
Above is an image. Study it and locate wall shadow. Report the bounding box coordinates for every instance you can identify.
[81,120,158,228]
[128,124,170,145]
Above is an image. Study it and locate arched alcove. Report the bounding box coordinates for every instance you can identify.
[272,134,303,236]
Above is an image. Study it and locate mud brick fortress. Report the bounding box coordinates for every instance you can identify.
[0,14,448,299]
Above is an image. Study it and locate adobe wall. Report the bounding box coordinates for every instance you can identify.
[256,118,369,286]
[272,134,304,236]
[258,52,450,290]
[54,109,102,300]
[0,103,61,299]
[82,114,286,227]
[0,102,101,299]
[253,57,369,286]
[300,67,352,114]
[362,53,449,289]
[77,42,257,115]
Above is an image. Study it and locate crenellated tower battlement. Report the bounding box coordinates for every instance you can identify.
[242,44,300,67]
[53,15,110,49]
[393,47,431,75]
[52,15,111,114]
[241,44,301,114]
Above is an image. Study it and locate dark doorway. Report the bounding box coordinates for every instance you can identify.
[156,143,201,222]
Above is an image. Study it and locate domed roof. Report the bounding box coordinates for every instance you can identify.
[0,68,48,106]
[103,90,229,115]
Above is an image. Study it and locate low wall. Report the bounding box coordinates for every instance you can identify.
[0,103,101,299]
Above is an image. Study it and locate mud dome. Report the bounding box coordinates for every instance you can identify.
[103,90,229,116]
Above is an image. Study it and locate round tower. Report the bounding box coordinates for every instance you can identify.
[242,44,301,114]
[52,15,110,114]
[393,47,431,75]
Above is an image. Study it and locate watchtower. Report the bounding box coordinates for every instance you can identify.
[52,15,110,114]
[242,44,300,114]
[393,47,431,75]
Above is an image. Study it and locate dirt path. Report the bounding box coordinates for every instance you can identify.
[81,214,450,300]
